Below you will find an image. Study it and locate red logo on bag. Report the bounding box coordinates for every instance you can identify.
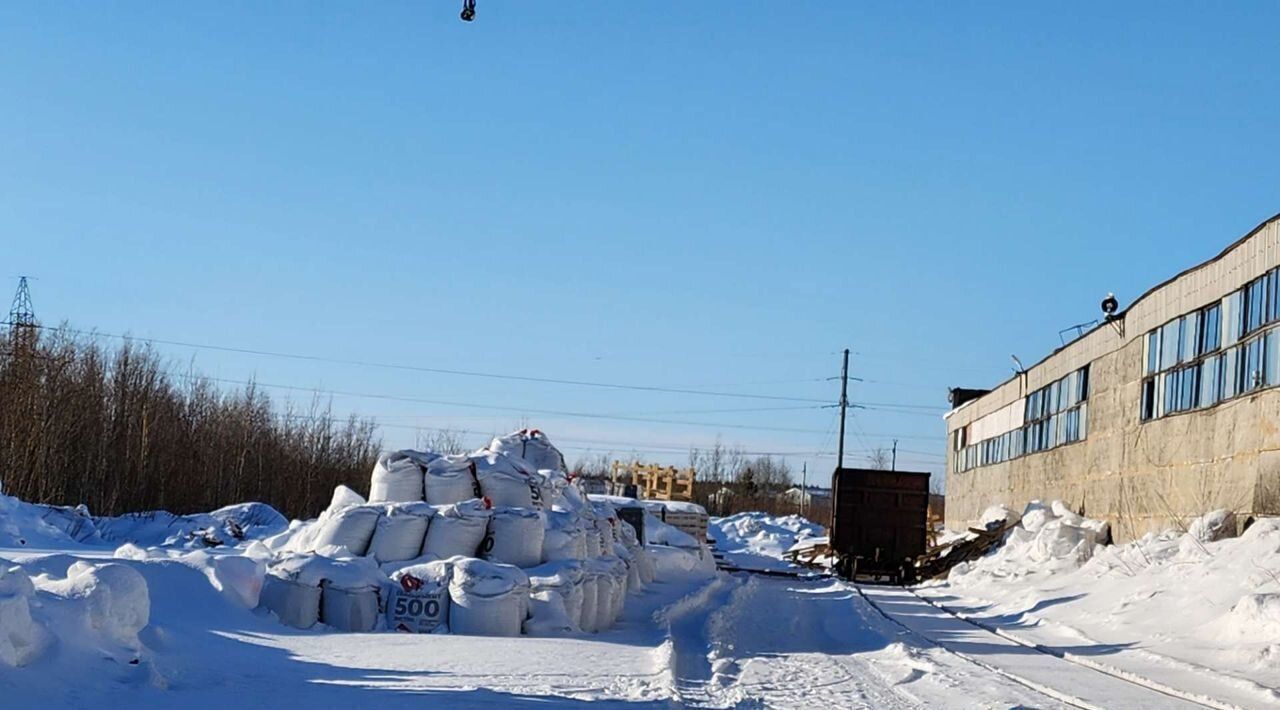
[400,574,423,592]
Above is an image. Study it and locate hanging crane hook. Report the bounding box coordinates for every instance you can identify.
[460,0,476,22]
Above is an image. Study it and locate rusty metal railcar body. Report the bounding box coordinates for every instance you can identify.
[830,467,930,583]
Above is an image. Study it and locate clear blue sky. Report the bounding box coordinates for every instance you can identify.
[3,2,1278,484]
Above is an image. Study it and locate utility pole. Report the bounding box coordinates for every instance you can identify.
[837,348,849,471]
[801,461,807,516]
[892,439,898,471]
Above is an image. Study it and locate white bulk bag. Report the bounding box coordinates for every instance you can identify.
[542,510,587,563]
[607,558,629,623]
[533,469,568,510]
[386,561,452,634]
[259,574,321,629]
[421,500,491,559]
[488,429,567,473]
[367,503,434,563]
[584,520,604,558]
[626,556,643,594]
[320,581,380,632]
[523,590,576,636]
[596,573,616,630]
[311,505,381,556]
[471,451,538,509]
[527,560,584,633]
[448,558,530,637]
[482,508,545,569]
[369,451,432,503]
[578,575,599,632]
[424,455,480,506]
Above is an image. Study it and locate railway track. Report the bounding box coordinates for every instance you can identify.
[854,583,1225,710]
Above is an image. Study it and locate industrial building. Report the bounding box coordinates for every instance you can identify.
[945,213,1280,541]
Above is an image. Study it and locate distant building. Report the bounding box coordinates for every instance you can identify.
[946,213,1280,541]
[780,486,832,506]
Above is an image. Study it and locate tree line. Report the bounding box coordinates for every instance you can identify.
[0,326,379,518]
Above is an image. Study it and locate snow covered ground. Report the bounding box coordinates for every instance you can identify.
[4,491,1275,708]
[918,501,1280,708]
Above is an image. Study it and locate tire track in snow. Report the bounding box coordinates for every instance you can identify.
[655,574,743,706]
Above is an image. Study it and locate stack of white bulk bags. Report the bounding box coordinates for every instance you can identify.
[385,560,452,634]
[369,451,434,503]
[481,508,544,569]
[310,505,381,556]
[471,451,538,508]
[424,455,480,505]
[448,558,530,637]
[487,429,567,474]
[367,503,434,564]
[421,499,491,559]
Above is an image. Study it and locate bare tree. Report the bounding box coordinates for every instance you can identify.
[416,428,469,455]
[867,447,891,470]
[0,324,380,518]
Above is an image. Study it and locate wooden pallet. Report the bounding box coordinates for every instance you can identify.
[783,540,831,569]
[912,522,1015,580]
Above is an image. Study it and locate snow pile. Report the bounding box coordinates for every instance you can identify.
[950,500,1109,582]
[709,512,824,571]
[0,565,49,666]
[0,482,286,551]
[0,559,152,670]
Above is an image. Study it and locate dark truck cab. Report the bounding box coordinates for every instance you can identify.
[830,467,930,584]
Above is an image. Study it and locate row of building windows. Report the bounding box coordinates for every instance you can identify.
[953,366,1090,473]
[1141,327,1280,420]
[1142,267,1280,421]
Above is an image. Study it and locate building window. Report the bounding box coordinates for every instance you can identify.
[1142,277,1280,422]
[955,364,1091,473]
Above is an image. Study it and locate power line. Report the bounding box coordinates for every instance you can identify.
[39,324,835,404]
[185,374,834,436]
[280,414,946,461]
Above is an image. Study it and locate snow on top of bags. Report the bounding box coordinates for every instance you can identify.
[524,559,585,589]
[269,550,385,590]
[388,558,453,585]
[449,557,530,597]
